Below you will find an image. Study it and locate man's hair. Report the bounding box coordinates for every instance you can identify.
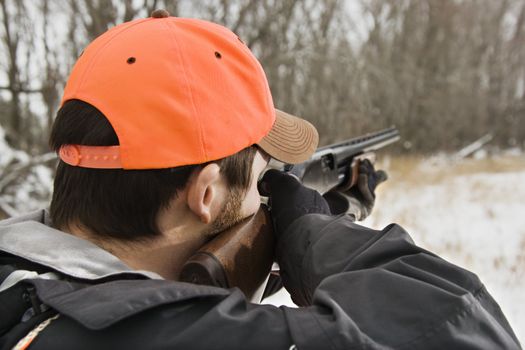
[49,100,256,240]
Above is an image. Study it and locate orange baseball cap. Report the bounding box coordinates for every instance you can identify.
[59,10,318,170]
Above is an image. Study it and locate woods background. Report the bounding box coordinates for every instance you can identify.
[1,0,525,216]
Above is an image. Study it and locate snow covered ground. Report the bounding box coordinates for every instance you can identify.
[264,152,525,344]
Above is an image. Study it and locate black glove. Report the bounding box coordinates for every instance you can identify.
[258,169,331,236]
[323,159,387,221]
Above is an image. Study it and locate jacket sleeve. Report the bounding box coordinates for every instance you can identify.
[276,213,522,349]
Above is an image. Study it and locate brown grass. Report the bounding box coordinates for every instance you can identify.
[376,154,525,186]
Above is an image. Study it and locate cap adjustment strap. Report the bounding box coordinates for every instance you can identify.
[59,145,123,169]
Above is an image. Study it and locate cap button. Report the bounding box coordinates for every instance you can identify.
[151,9,170,18]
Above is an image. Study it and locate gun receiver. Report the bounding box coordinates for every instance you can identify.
[289,127,400,194]
[180,127,400,299]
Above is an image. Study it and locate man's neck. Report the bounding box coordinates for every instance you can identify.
[63,223,207,280]
[115,231,207,280]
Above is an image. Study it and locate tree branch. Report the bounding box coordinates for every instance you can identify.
[0,86,42,93]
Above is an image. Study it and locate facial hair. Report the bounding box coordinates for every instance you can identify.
[206,189,244,237]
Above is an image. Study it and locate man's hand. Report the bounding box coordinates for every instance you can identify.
[258,169,331,236]
[323,159,387,221]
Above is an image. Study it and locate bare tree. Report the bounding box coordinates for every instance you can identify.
[1,0,25,148]
[356,0,525,152]
[41,0,62,137]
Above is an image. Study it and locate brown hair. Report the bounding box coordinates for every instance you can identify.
[49,100,256,240]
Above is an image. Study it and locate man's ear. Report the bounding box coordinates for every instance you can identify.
[186,163,223,224]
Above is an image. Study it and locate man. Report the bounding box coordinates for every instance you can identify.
[0,10,521,349]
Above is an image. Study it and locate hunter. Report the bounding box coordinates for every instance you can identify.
[0,10,520,350]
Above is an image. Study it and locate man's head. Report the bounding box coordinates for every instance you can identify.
[49,99,260,240]
[50,11,318,242]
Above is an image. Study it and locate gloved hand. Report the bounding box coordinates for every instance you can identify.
[258,169,331,236]
[323,159,387,221]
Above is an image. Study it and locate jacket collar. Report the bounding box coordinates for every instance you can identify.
[0,210,162,281]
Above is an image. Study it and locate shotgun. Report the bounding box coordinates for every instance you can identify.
[179,127,400,299]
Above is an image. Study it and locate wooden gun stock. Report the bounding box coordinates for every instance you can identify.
[179,206,275,299]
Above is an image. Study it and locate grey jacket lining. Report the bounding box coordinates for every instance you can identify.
[0,209,161,281]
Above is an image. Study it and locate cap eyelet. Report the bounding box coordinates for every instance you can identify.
[127,57,136,64]
[214,51,222,59]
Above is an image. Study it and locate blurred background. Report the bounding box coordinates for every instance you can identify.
[0,0,524,343]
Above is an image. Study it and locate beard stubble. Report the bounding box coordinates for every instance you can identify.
[206,189,245,237]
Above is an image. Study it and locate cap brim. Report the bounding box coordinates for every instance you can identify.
[257,109,319,164]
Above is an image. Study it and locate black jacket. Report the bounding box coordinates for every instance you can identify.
[0,210,521,349]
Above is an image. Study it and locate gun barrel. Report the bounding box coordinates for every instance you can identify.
[320,127,400,161]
